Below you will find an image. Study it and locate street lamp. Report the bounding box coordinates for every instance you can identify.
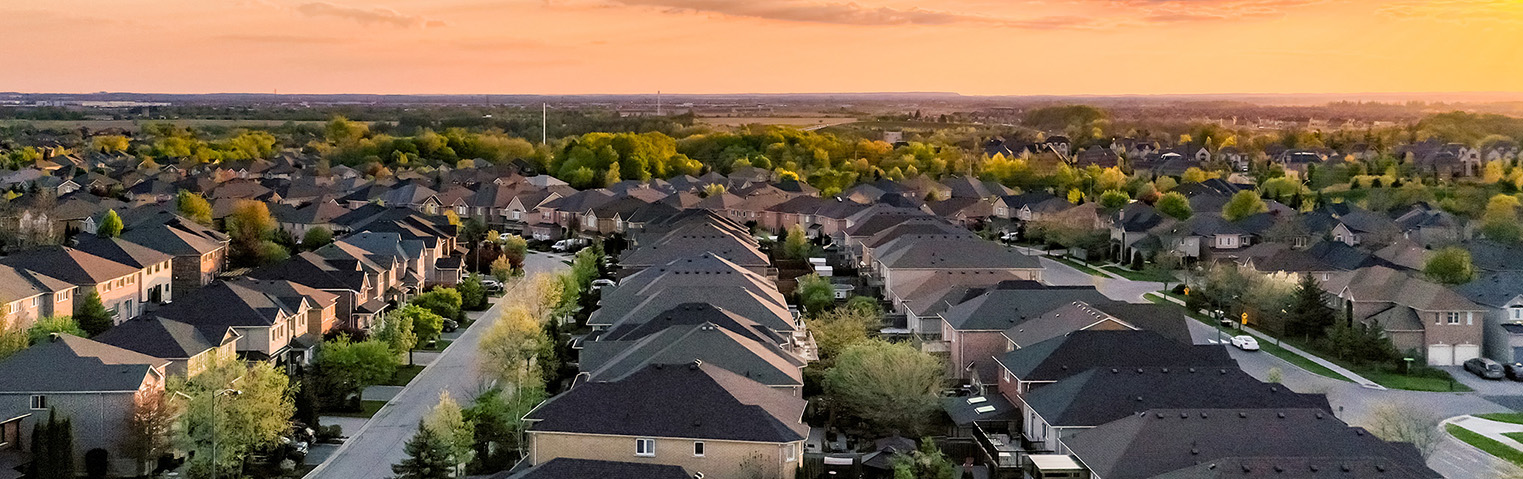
[174,388,243,479]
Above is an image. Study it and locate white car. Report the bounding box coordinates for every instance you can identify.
[1230,335,1260,351]
[591,279,616,290]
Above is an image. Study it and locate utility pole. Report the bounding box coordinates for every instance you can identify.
[541,103,547,145]
[657,90,662,116]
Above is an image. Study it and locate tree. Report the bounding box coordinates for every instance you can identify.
[782,224,812,259]
[463,388,527,473]
[479,305,549,388]
[28,315,86,344]
[1424,247,1476,285]
[1155,192,1192,220]
[806,307,880,361]
[176,191,214,226]
[392,420,455,479]
[1366,402,1443,459]
[890,438,956,479]
[28,409,75,479]
[796,274,834,315]
[97,210,123,238]
[372,309,419,358]
[1284,274,1336,339]
[1182,167,1211,183]
[526,273,564,322]
[302,226,334,249]
[225,200,284,267]
[75,290,113,336]
[170,352,294,478]
[412,288,463,321]
[458,275,487,311]
[500,235,528,272]
[422,391,475,474]
[313,337,399,408]
[1098,190,1130,209]
[0,322,26,361]
[824,340,945,435]
[1222,190,1269,221]
[1481,194,1523,245]
[126,389,180,474]
[490,256,514,282]
[843,295,882,317]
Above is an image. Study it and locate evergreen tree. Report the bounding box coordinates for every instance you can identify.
[1285,274,1335,340]
[28,409,75,479]
[75,290,113,337]
[392,421,456,479]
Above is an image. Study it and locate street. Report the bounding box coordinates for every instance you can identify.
[305,252,571,479]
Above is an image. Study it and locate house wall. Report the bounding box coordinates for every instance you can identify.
[140,260,174,304]
[90,274,143,325]
[309,303,338,337]
[171,246,225,292]
[1423,310,1485,362]
[944,325,1009,386]
[0,385,156,475]
[1,290,71,331]
[530,431,801,479]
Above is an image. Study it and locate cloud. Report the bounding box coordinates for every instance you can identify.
[1378,0,1523,24]
[1106,0,1324,23]
[605,0,1095,28]
[295,2,446,28]
[217,33,347,44]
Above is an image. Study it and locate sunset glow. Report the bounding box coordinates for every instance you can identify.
[5,0,1523,95]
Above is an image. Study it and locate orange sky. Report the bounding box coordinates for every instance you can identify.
[4,0,1521,95]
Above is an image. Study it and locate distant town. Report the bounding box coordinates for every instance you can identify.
[2,94,1523,479]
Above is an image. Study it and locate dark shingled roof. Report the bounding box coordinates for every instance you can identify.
[1065,409,1441,479]
[526,362,807,443]
[1024,367,1329,428]
[0,335,167,393]
[941,283,1112,331]
[500,459,691,479]
[93,317,232,360]
[995,330,1235,383]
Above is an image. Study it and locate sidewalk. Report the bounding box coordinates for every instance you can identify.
[1447,415,1523,451]
[1153,293,1385,390]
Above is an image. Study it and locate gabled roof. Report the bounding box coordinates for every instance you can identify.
[582,304,804,387]
[1455,271,1523,308]
[0,264,75,304]
[73,233,174,269]
[0,334,167,393]
[94,317,237,360]
[942,283,1112,331]
[526,362,807,443]
[1065,408,1439,479]
[0,246,141,285]
[119,212,230,256]
[1025,368,1327,428]
[995,330,1234,383]
[875,236,1042,270]
[501,459,691,479]
[1328,266,1484,312]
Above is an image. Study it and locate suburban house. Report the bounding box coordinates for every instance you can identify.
[588,253,796,335]
[149,279,335,366]
[0,246,152,325]
[0,335,169,476]
[1455,271,1523,363]
[248,251,386,330]
[579,303,808,394]
[118,212,230,292]
[74,234,175,304]
[93,317,240,377]
[992,330,1234,404]
[524,362,808,479]
[0,264,76,332]
[1323,266,1487,366]
[935,283,1112,388]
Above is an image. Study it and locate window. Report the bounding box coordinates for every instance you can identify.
[635,438,655,457]
[31,296,39,307]
[785,443,797,462]
[29,395,46,410]
[1448,312,1462,325]
[693,441,704,457]
[1513,307,1523,321]
[56,291,67,303]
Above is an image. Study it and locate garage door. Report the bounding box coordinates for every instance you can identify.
[1428,344,1455,366]
[1455,344,1482,364]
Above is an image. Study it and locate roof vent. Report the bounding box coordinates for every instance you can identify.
[1238,412,1247,418]
[1277,412,1286,419]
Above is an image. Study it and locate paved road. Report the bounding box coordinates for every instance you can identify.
[1020,248,1166,303]
[306,253,570,479]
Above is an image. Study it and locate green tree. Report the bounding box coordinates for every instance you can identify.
[97,210,123,238]
[796,274,835,315]
[782,224,812,259]
[890,438,956,479]
[490,256,514,282]
[479,305,549,389]
[458,275,487,311]
[392,420,455,479]
[313,337,399,408]
[1222,190,1269,221]
[170,352,294,478]
[422,391,475,474]
[1098,190,1130,209]
[302,226,334,249]
[225,200,284,267]
[0,322,27,361]
[1424,247,1476,285]
[176,191,214,226]
[1155,192,1193,220]
[824,340,945,435]
[806,307,880,361]
[1481,194,1523,245]
[75,290,113,336]
[412,288,463,321]
[500,235,528,272]
[28,315,87,344]
[1284,274,1336,339]
[28,409,75,479]
[126,389,180,474]
[373,309,419,357]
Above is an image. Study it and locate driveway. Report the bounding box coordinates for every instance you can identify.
[306,253,570,478]
[1443,366,1523,395]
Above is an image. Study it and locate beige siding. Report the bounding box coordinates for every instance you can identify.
[531,431,801,479]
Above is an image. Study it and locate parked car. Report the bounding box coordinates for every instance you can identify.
[1230,335,1259,351]
[1465,357,1506,380]
[591,279,616,290]
[1506,363,1523,381]
[442,319,459,333]
[480,278,503,291]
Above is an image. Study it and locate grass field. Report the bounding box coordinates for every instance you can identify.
[326,400,388,419]
[697,116,856,128]
[1480,413,1523,425]
[1100,265,1175,283]
[386,364,426,386]
[1448,424,1523,467]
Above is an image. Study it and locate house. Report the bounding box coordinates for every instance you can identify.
[1019,368,1327,454]
[936,283,1113,388]
[93,317,240,377]
[589,253,796,334]
[1062,408,1440,479]
[619,215,772,278]
[1323,266,1487,365]
[0,246,152,325]
[525,362,808,479]
[874,235,1044,316]
[579,303,808,393]
[249,251,385,330]
[992,330,1234,404]
[74,234,175,304]
[1455,271,1523,363]
[149,279,335,366]
[0,264,76,332]
[118,212,230,292]
[0,335,169,476]
[498,458,692,479]
[1109,203,1171,265]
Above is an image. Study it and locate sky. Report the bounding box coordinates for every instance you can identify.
[4,0,1522,95]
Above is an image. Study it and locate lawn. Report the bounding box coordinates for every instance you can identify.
[1051,256,1104,277]
[422,339,453,352]
[326,400,387,419]
[1100,265,1176,283]
[386,364,425,386]
[1479,413,1523,425]
[1505,432,1523,443]
[1447,424,1523,467]
[1143,295,1354,382]
[1356,367,1470,392]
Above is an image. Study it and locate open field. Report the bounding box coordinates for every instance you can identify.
[0,119,342,131]
[697,116,857,128]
